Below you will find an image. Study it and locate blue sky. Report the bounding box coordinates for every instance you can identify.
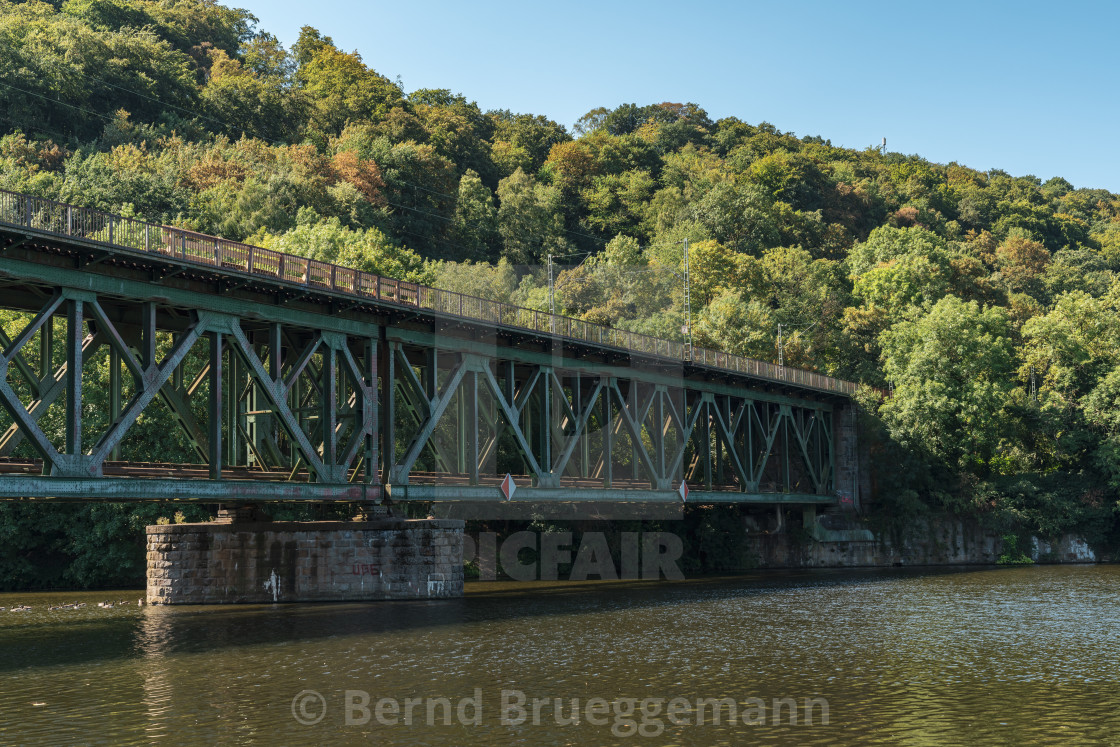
[236,0,1120,192]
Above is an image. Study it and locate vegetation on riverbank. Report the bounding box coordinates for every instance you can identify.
[0,0,1118,588]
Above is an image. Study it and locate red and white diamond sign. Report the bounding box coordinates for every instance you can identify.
[678,481,689,502]
[501,473,517,501]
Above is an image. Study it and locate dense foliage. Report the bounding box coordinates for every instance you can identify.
[1,0,1118,586]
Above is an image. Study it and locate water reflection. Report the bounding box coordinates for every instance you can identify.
[137,610,174,743]
[0,566,1117,745]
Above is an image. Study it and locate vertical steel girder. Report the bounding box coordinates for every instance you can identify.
[384,341,835,497]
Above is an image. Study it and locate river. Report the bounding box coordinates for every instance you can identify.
[0,565,1117,745]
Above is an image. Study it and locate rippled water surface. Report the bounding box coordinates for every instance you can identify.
[1,565,1118,745]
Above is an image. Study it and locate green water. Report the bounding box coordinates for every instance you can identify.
[0,565,1118,745]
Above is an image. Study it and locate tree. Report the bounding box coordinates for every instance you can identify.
[853,252,952,316]
[752,246,849,370]
[450,169,498,262]
[686,182,781,255]
[1,1,201,141]
[201,49,307,142]
[255,218,430,282]
[543,140,597,195]
[746,150,829,212]
[1021,289,1120,401]
[686,239,745,307]
[1043,248,1114,299]
[496,168,568,264]
[581,169,656,239]
[555,235,675,329]
[240,30,294,80]
[1082,367,1120,498]
[487,109,569,177]
[693,290,776,360]
[410,89,494,180]
[994,231,1050,298]
[358,136,458,259]
[847,224,952,276]
[572,101,710,140]
[428,257,519,303]
[295,30,403,136]
[58,143,188,220]
[880,296,1015,473]
[62,0,256,56]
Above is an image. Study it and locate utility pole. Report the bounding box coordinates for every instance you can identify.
[682,238,692,360]
[547,253,555,334]
[777,323,785,368]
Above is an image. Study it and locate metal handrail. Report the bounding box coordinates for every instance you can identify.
[0,188,859,396]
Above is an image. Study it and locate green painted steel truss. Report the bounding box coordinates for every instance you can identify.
[0,283,379,501]
[0,238,841,505]
[384,331,836,504]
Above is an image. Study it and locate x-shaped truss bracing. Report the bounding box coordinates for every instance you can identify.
[384,341,835,498]
[0,290,377,499]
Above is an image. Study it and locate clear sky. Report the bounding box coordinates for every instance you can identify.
[234,0,1120,192]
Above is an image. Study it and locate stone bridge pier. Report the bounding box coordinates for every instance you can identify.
[146,518,464,604]
[832,401,867,513]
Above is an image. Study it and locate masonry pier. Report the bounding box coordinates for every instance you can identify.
[146,519,465,604]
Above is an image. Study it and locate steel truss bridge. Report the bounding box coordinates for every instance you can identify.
[0,189,860,507]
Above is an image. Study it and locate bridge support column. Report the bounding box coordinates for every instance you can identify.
[833,402,863,513]
[146,518,464,604]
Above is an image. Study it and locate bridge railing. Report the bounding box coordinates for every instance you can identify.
[0,188,858,396]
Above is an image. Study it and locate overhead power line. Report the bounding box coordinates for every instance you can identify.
[0,79,118,124]
[83,73,231,131]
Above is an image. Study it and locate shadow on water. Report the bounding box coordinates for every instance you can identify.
[0,565,1004,674]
